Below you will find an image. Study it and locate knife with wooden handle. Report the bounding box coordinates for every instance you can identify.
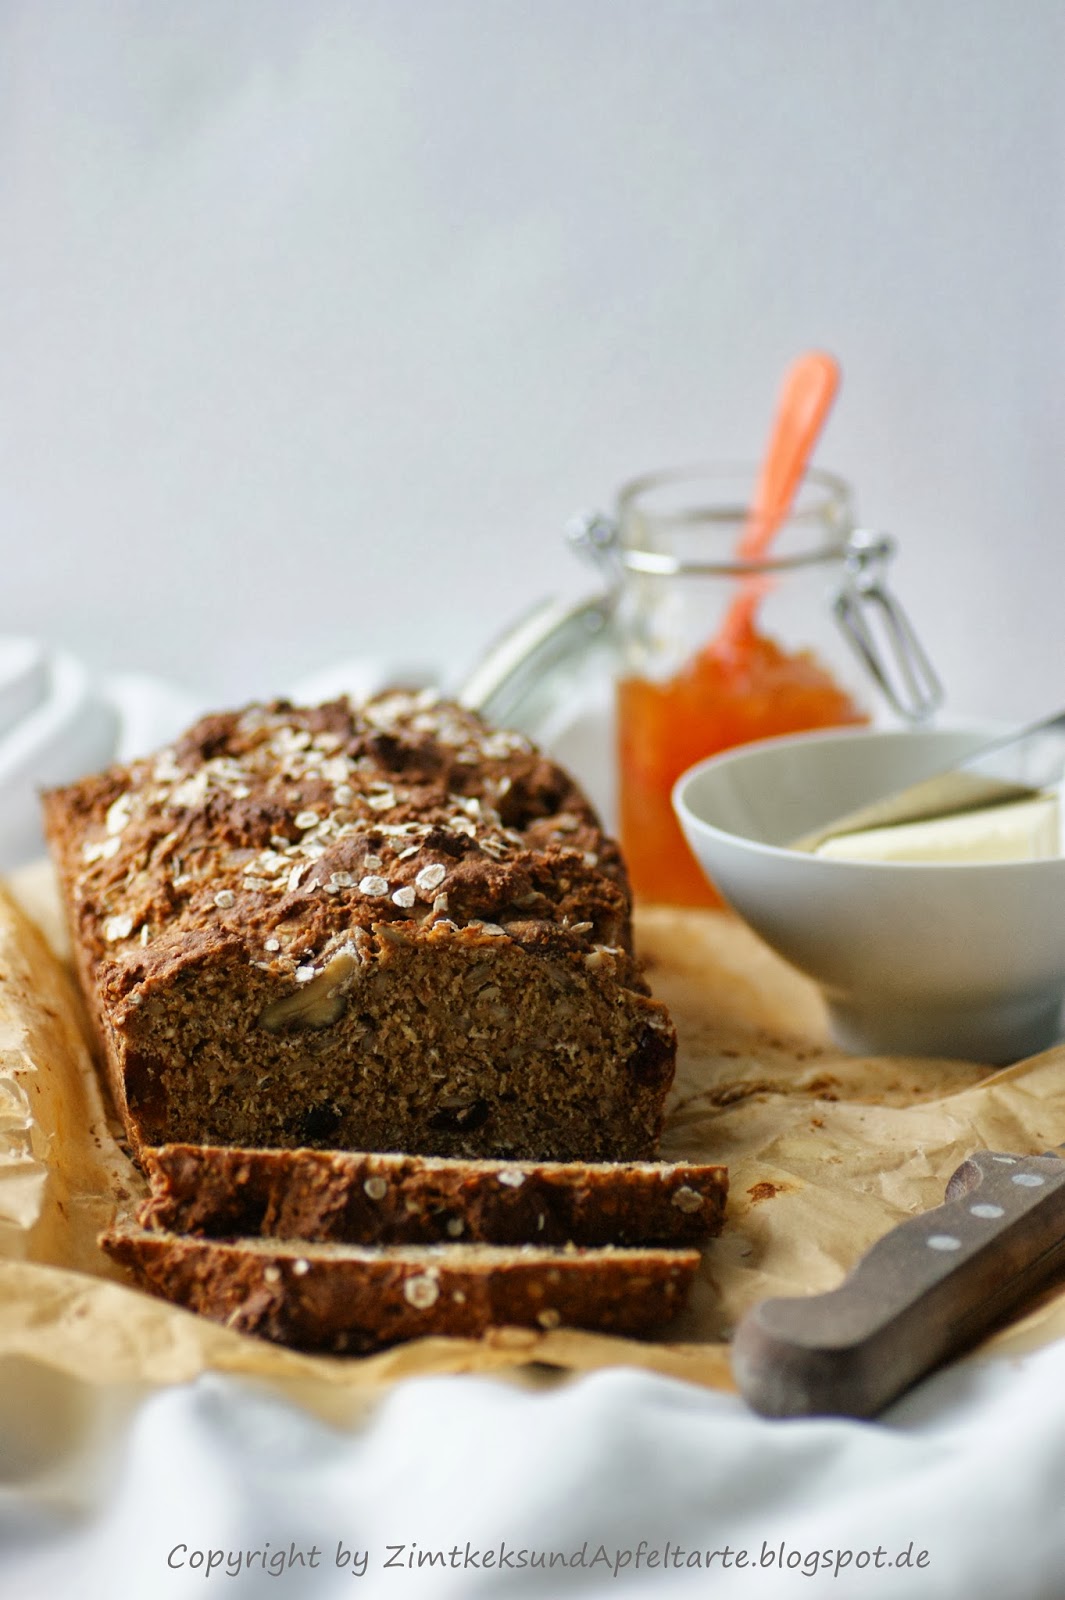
[731,1148,1065,1419]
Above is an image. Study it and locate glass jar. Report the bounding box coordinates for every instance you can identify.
[458,462,940,906]
[589,463,940,905]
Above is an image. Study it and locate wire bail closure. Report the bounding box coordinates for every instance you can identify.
[567,511,942,725]
[566,509,624,586]
[834,530,943,722]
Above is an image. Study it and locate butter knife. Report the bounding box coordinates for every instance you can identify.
[731,1146,1065,1418]
[791,708,1065,853]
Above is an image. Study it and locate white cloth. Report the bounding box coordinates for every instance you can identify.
[0,642,204,870]
[1,648,1063,1600]
[3,1346,1065,1600]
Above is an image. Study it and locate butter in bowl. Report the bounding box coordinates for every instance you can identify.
[672,724,1065,1064]
[810,793,1060,864]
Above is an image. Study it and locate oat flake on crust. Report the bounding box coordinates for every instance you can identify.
[57,691,636,984]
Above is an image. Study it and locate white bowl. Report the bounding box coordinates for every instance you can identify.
[673,725,1065,1063]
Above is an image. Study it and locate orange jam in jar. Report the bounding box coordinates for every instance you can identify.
[608,465,875,906]
[618,619,867,905]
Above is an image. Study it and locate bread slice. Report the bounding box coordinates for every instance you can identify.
[137,1143,728,1247]
[43,694,676,1162]
[100,1227,701,1352]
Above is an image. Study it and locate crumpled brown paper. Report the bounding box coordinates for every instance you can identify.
[3,860,1065,1415]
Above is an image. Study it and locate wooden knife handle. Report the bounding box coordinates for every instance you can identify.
[731,1150,1065,1419]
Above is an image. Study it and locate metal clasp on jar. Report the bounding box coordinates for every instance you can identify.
[569,510,943,725]
[834,531,943,721]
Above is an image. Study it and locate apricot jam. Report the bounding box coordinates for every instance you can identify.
[618,618,867,905]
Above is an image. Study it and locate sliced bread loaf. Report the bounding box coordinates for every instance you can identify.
[44,693,676,1161]
[137,1143,728,1247]
[100,1227,701,1352]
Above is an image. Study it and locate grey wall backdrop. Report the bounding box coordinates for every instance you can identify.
[1,0,1062,717]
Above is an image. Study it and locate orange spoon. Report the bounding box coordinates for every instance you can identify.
[716,351,841,649]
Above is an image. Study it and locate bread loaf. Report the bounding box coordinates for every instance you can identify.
[43,693,677,1162]
[101,1227,701,1352]
[137,1143,728,1247]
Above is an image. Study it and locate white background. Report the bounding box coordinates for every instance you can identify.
[1,0,1063,716]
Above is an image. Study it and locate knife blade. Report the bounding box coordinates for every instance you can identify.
[791,708,1065,853]
[731,1145,1065,1419]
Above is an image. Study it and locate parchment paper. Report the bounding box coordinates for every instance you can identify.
[4,859,1065,1416]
